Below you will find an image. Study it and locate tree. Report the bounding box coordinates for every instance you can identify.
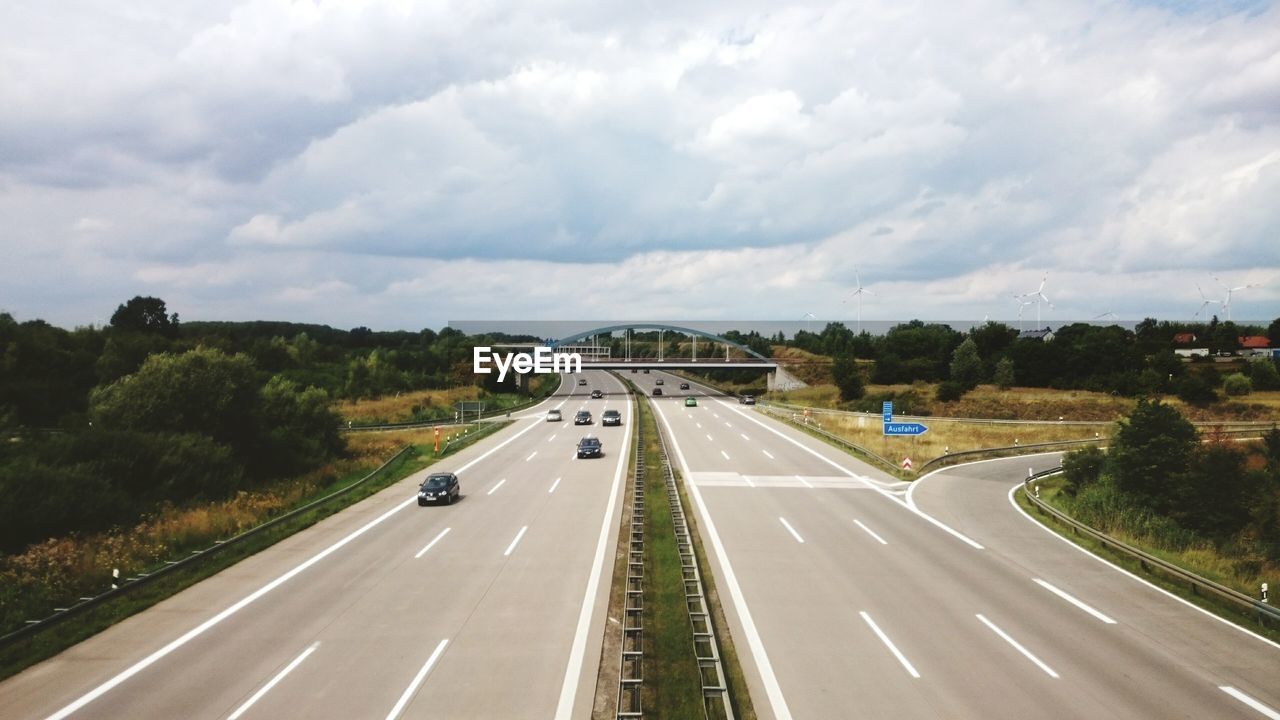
[993,357,1015,390]
[90,347,259,449]
[949,337,982,389]
[831,355,864,401]
[1248,359,1280,391]
[1105,399,1198,514]
[109,296,179,336]
[1268,317,1280,347]
[1061,445,1105,496]
[1222,372,1252,397]
[1175,373,1218,406]
[935,381,966,402]
[1175,444,1253,538]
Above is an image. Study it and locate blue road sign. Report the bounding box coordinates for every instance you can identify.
[882,401,893,424]
[883,422,929,436]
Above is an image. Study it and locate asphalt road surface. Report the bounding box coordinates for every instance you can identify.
[638,370,1280,720]
[0,371,631,720]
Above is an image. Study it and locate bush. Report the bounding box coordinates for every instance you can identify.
[831,355,865,401]
[1222,373,1252,397]
[1248,359,1280,391]
[1175,373,1218,406]
[1062,445,1105,496]
[935,381,966,402]
[993,357,1015,390]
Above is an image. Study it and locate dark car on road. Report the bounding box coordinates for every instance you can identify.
[590,389,604,399]
[418,473,459,506]
[575,410,593,425]
[602,409,622,426]
[679,382,690,389]
[577,435,602,458]
[652,387,663,396]
[577,378,588,386]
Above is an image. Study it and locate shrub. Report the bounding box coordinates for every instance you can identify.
[1223,373,1252,397]
[831,355,865,401]
[993,357,1015,390]
[1175,373,1218,406]
[1062,445,1105,496]
[1248,359,1280,391]
[935,381,966,402]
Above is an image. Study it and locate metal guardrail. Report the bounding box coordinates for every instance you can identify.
[1022,467,1280,628]
[755,404,901,474]
[617,382,646,719]
[651,400,735,720]
[0,446,414,650]
[913,438,1105,475]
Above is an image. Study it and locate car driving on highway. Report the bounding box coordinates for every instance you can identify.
[417,473,459,506]
[546,409,562,422]
[685,397,697,407]
[739,394,756,405]
[652,387,663,396]
[576,435,602,458]
[679,382,690,389]
[655,378,664,385]
[590,389,604,398]
[577,377,588,385]
[574,410,592,424]
[602,409,622,426]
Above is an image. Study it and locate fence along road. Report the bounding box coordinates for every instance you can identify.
[645,370,1280,720]
[0,370,632,720]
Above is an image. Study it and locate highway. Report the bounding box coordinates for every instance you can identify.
[0,371,631,720]
[638,370,1280,720]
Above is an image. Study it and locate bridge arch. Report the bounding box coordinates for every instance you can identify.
[549,323,770,361]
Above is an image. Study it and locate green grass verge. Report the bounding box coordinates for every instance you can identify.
[1015,478,1280,645]
[0,421,511,681]
[637,398,706,717]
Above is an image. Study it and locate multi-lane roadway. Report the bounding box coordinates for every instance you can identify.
[4,368,1279,719]
[1,371,631,720]
[637,370,1280,719]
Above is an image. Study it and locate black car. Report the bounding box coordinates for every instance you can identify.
[575,410,593,425]
[602,409,622,426]
[577,435,603,458]
[652,387,663,396]
[631,369,638,373]
[643,369,650,374]
[679,382,690,390]
[418,473,459,506]
[590,389,604,399]
[577,378,588,386]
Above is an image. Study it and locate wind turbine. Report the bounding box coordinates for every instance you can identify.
[1214,276,1258,322]
[803,312,815,335]
[1193,284,1220,320]
[1013,295,1035,332]
[841,267,874,335]
[1017,275,1053,327]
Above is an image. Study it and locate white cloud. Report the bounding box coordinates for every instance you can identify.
[1,0,1278,328]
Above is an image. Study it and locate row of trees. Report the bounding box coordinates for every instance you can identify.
[1061,402,1280,562]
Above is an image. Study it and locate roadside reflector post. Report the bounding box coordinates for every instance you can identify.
[111,567,119,590]
[1264,583,1270,604]
[1034,484,1040,499]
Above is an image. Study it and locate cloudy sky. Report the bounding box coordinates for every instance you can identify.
[2,0,1278,331]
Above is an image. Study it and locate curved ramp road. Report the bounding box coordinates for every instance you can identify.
[0,371,632,720]
[642,371,1280,720]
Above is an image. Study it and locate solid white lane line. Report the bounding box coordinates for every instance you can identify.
[226,642,319,720]
[385,639,449,720]
[976,614,1059,678]
[555,374,634,718]
[487,478,507,495]
[650,400,792,719]
[414,528,452,559]
[1220,687,1280,719]
[1006,482,1280,652]
[549,477,562,494]
[853,519,888,545]
[45,413,548,720]
[762,449,775,460]
[706,434,714,442]
[721,450,731,460]
[860,612,920,678]
[526,451,538,461]
[740,433,750,441]
[779,517,805,543]
[795,474,813,488]
[1033,579,1116,624]
[504,526,529,556]
[719,398,984,550]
